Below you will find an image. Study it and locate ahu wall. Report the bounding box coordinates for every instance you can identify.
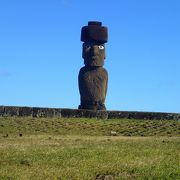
[0,106,180,120]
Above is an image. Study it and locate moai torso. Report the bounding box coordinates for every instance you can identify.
[79,66,108,110]
[78,21,108,110]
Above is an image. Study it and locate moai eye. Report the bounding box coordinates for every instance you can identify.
[98,45,104,50]
[84,44,91,49]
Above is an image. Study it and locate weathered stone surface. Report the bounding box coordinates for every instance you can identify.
[108,111,129,119]
[0,106,180,120]
[81,21,108,44]
[108,110,180,120]
[61,109,74,118]
[53,108,61,118]
[39,108,55,117]
[0,106,4,116]
[19,107,33,116]
[172,114,180,120]
[79,21,108,110]
[79,66,108,110]
[32,108,54,117]
[82,42,106,67]
[32,107,40,117]
[81,109,98,118]
[96,110,108,119]
[4,106,19,116]
[61,109,108,119]
[61,109,83,118]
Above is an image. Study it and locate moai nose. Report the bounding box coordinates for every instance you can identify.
[91,45,99,55]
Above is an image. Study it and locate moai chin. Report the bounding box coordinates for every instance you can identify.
[78,21,108,110]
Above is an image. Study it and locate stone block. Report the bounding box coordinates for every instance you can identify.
[108,111,129,119]
[173,114,180,120]
[61,109,83,118]
[130,112,149,120]
[4,106,19,116]
[149,113,163,120]
[19,107,33,116]
[96,110,108,119]
[0,106,5,116]
[34,108,55,117]
[43,108,54,117]
[82,110,98,118]
[32,107,40,117]
[53,108,61,118]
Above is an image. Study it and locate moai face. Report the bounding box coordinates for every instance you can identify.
[82,42,106,67]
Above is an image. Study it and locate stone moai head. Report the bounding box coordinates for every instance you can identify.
[81,21,108,67]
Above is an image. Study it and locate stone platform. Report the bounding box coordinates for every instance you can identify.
[0,106,180,120]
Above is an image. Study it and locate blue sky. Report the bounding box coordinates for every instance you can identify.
[0,0,180,113]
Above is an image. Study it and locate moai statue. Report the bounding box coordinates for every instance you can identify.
[78,21,108,110]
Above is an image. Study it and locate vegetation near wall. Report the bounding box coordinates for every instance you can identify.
[0,117,180,137]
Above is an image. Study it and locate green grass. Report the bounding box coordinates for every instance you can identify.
[0,117,180,179]
[0,116,180,137]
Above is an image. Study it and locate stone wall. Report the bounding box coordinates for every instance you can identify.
[0,106,180,120]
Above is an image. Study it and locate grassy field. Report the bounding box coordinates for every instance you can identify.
[0,117,180,179]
